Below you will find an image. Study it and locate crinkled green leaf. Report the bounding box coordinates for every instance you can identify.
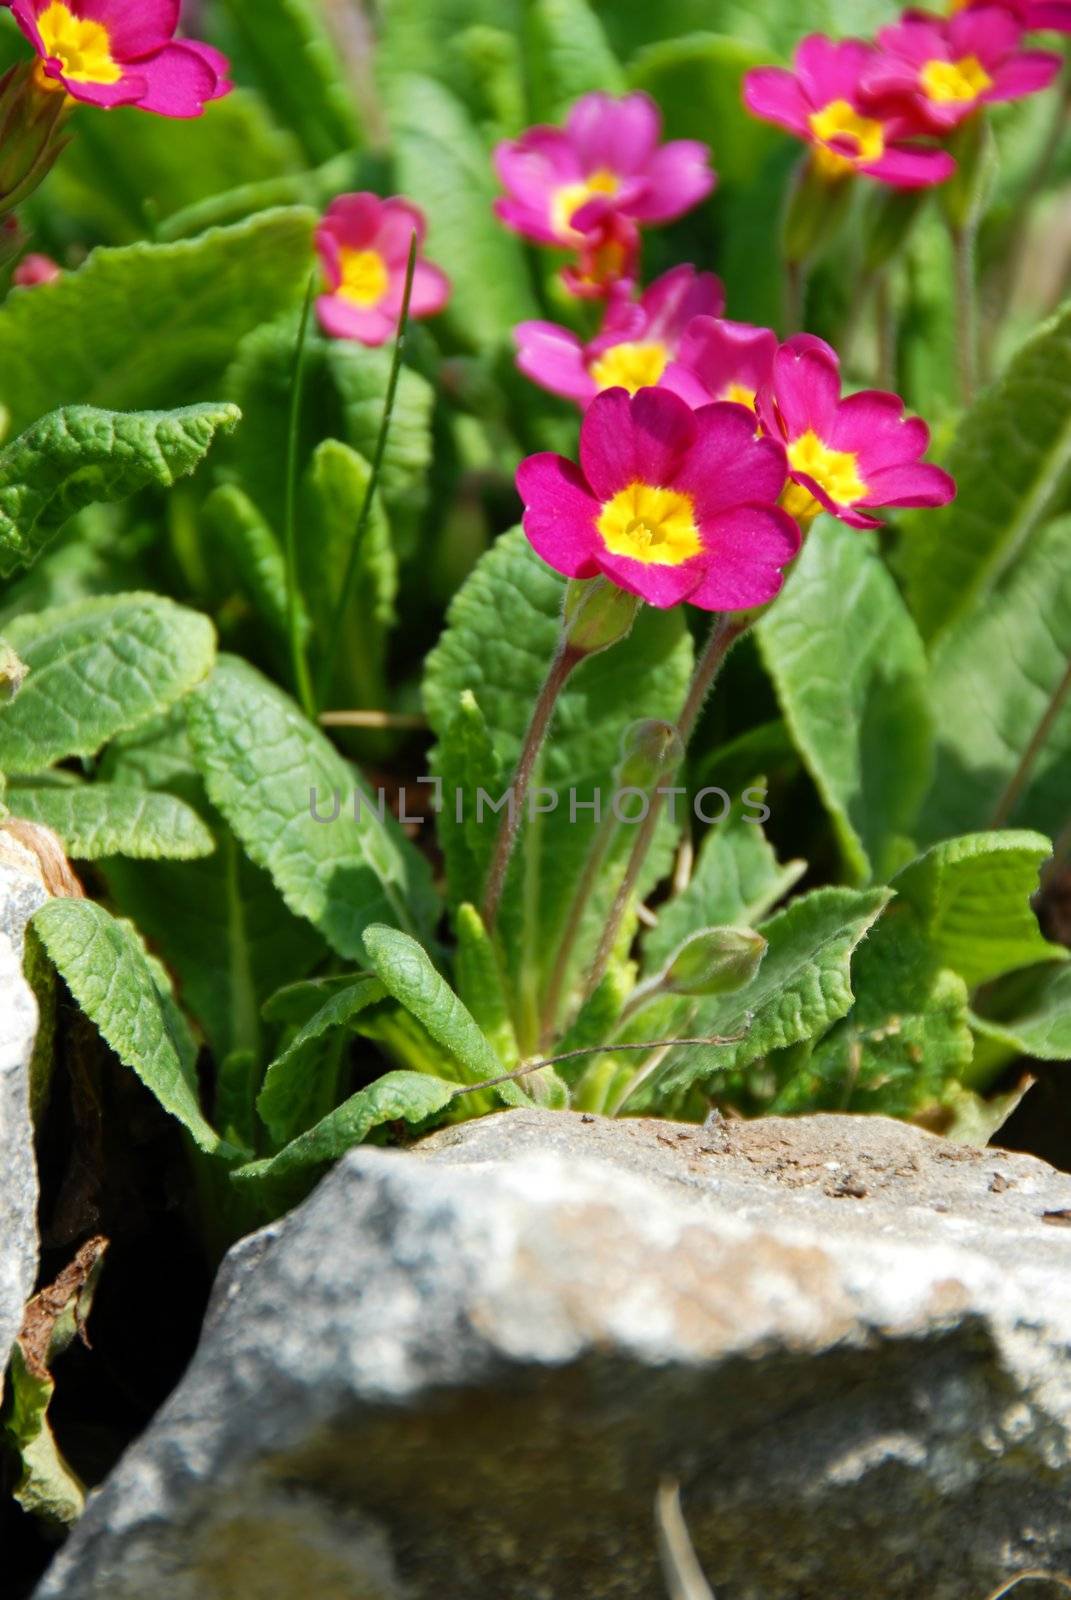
[899,297,1071,645]
[920,517,1071,843]
[0,208,315,434]
[758,518,933,884]
[0,402,240,578]
[5,1343,85,1527]
[257,977,387,1146]
[7,783,214,861]
[232,1071,457,1186]
[33,899,229,1156]
[219,0,362,163]
[186,656,438,958]
[524,0,625,121]
[0,593,215,773]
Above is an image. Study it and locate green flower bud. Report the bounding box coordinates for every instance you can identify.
[615,719,684,790]
[0,64,72,221]
[562,577,641,657]
[782,151,855,266]
[663,926,767,998]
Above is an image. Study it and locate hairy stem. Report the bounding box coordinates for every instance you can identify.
[284,275,317,719]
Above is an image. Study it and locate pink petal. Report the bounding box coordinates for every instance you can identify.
[383,261,450,319]
[121,40,220,116]
[860,462,956,509]
[374,197,428,264]
[829,389,931,471]
[864,145,957,188]
[596,548,708,609]
[181,41,232,95]
[565,91,661,175]
[950,5,1024,63]
[771,338,842,441]
[795,35,875,104]
[986,50,1063,100]
[494,130,582,207]
[672,316,777,404]
[316,226,343,290]
[1028,2,1071,28]
[638,265,725,342]
[321,193,383,251]
[743,66,813,135]
[58,69,148,107]
[580,387,697,501]
[687,505,802,612]
[673,402,787,520]
[514,322,595,405]
[75,0,180,57]
[316,294,396,347]
[875,19,946,66]
[517,454,602,579]
[627,141,717,222]
[493,197,561,246]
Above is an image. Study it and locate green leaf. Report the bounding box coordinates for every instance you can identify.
[6,783,215,861]
[388,75,539,350]
[232,1071,457,1185]
[0,402,240,578]
[890,831,1065,989]
[524,0,626,121]
[919,517,1071,842]
[643,888,892,1101]
[186,656,438,958]
[257,976,387,1147]
[432,689,506,913]
[898,297,1071,645]
[0,208,315,435]
[757,518,933,884]
[455,902,519,1068]
[218,0,362,163]
[201,483,297,649]
[362,923,529,1105]
[644,785,806,972]
[377,0,521,100]
[33,899,229,1155]
[0,593,215,774]
[972,961,1071,1062]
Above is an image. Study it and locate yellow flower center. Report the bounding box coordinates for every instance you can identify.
[920,55,993,104]
[596,482,701,567]
[724,383,758,410]
[551,168,620,241]
[36,0,121,84]
[589,341,669,395]
[808,99,886,178]
[337,247,390,309]
[787,430,869,508]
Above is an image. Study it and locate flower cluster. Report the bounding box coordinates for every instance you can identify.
[744,4,1063,189]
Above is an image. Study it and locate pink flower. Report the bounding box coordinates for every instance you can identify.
[744,35,956,188]
[559,212,641,301]
[515,266,725,407]
[315,193,450,347]
[493,91,716,248]
[862,8,1061,132]
[661,316,779,413]
[758,335,956,529]
[13,251,60,285]
[952,0,1071,36]
[10,0,230,116]
[516,386,800,612]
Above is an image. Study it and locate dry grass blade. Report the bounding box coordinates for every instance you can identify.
[655,1481,715,1600]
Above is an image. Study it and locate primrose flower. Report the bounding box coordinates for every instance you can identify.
[13,250,59,285]
[515,265,725,407]
[661,316,778,413]
[950,0,1071,36]
[862,9,1062,132]
[516,386,800,612]
[494,91,716,249]
[560,211,641,301]
[315,193,450,347]
[9,0,231,116]
[744,36,956,188]
[758,336,956,529]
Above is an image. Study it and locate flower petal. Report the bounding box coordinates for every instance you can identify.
[986,50,1063,100]
[565,91,661,174]
[517,453,603,579]
[687,505,802,612]
[828,389,931,472]
[860,462,956,509]
[771,337,842,440]
[580,386,696,500]
[374,197,428,264]
[383,261,450,319]
[596,548,708,609]
[316,294,396,347]
[743,65,813,134]
[515,321,595,404]
[673,402,787,519]
[627,141,717,221]
[863,145,957,188]
[75,0,180,58]
[321,193,383,252]
[128,41,223,117]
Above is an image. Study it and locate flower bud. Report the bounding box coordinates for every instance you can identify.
[562,576,641,657]
[782,151,854,265]
[0,63,72,220]
[663,926,767,997]
[14,252,60,288]
[615,719,684,791]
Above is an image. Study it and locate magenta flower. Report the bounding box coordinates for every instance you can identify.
[661,316,779,413]
[758,336,956,529]
[862,9,1061,133]
[315,193,450,347]
[559,211,641,301]
[13,251,60,285]
[514,266,725,407]
[958,0,1071,28]
[10,0,230,116]
[516,386,800,612]
[494,91,716,249]
[744,36,956,188]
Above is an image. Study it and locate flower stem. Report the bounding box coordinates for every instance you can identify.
[578,613,749,1004]
[952,221,979,407]
[316,232,418,711]
[481,638,583,933]
[284,274,317,720]
[539,806,619,1047]
[990,652,1071,829]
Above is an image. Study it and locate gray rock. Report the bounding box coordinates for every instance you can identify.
[0,844,48,1395]
[34,1108,1071,1600]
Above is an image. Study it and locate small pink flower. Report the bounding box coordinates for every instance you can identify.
[744,35,956,188]
[10,0,230,116]
[494,91,716,248]
[862,8,1061,132]
[13,251,60,285]
[661,316,779,413]
[516,386,800,612]
[515,266,725,407]
[315,193,450,347]
[758,335,956,529]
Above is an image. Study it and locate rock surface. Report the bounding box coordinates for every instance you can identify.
[34,1108,1071,1600]
[0,842,48,1396]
